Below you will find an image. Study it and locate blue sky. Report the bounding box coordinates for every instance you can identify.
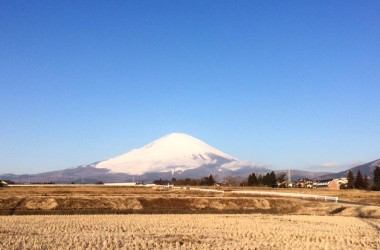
[1,1,379,174]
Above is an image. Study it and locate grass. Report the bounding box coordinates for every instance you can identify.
[0,214,379,249]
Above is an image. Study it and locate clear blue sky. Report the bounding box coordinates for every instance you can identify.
[1,1,379,174]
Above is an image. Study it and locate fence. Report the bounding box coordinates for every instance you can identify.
[189,188,225,193]
[231,190,338,202]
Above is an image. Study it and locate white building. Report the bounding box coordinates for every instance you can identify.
[103,182,137,186]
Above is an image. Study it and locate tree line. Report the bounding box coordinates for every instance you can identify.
[247,171,286,187]
[154,172,285,187]
[153,167,380,190]
[346,166,380,190]
[153,175,216,186]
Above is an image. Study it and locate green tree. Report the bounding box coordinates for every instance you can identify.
[269,171,277,186]
[258,175,263,185]
[247,174,253,186]
[201,175,216,186]
[207,175,216,186]
[171,178,177,184]
[363,175,369,190]
[354,170,364,189]
[153,178,170,185]
[262,173,270,186]
[248,173,259,186]
[373,166,380,191]
[252,173,259,186]
[347,170,354,189]
[261,172,277,186]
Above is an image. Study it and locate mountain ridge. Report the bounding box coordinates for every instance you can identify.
[0,133,378,183]
[318,159,380,180]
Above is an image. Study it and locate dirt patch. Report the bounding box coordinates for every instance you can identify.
[226,201,239,210]
[252,199,270,209]
[209,201,226,210]
[191,199,209,209]
[25,197,58,210]
[0,196,23,210]
[124,198,143,210]
[189,198,273,211]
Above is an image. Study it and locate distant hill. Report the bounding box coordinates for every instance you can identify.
[319,159,380,180]
[275,170,332,183]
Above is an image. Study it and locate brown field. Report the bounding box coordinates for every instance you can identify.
[0,186,379,217]
[1,186,379,249]
[0,214,379,249]
[2,186,379,204]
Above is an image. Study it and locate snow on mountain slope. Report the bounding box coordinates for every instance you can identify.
[95,133,238,175]
[221,161,258,171]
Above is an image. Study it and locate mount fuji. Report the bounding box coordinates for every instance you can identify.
[95,133,238,175]
[0,133,271,183]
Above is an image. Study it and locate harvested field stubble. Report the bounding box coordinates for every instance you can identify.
[1,186,379,217]
[0,214,379,249]
[1,186,379,205]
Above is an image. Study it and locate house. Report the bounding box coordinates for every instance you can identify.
[275,180,293,188]
[327,179,340,190]
[0,180,9,187]
[313,179,342,190]
[313,179,333,188]
[295,178,314,188]
[103,182,137,186]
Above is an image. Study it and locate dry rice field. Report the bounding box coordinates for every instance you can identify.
[1,214,379,249]
[1,186,380,217]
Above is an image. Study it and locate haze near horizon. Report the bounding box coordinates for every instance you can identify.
[1,1,379,174]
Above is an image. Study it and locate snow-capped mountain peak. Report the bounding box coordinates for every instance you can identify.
[95,133,238,175]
